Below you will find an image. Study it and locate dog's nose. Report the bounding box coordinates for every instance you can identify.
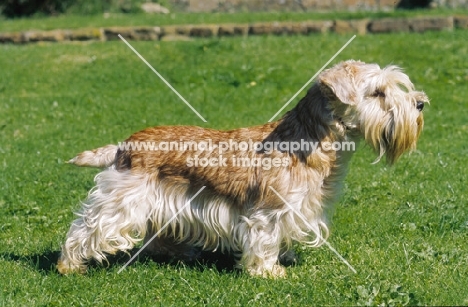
[416,101,424,111]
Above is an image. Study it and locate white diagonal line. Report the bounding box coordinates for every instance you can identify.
[268,35,356,122]
[117,186,206,274]
[118,34,207,123]
[268,186,357,273]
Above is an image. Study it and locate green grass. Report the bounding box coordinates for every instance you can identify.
[1,8,467,32]
[1,29,468,306]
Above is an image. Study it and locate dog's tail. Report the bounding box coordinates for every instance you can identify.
[68,144,118,168]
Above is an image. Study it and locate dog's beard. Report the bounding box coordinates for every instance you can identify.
[359,101,423,165]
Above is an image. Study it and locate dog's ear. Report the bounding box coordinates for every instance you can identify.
[318,61,360,105]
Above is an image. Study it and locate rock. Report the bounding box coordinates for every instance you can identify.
[292,20,333,34]
[234,20,332,36]
[163,25,217,38]
[368,18,411,33]
[271,22,293,35]
[218,24,249,36]
[333,19,369,35]
[289,22,309,35]
[24,30,65,42]
[160,34,193,42]
[249,22,273,35]
[189,25,219,37]
[141,2,170,14]
[103,27,134,40]
[188,0,218,12]
[67,28,103,41]
[409,17,453,33]
[0,32,25,44]
[455,16,468,29]
[162,25,192,36]
[103,27,160,41]
[133,27,161,40]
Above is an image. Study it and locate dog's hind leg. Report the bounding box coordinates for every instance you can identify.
[57,169,152,274]
[235,210,287,278]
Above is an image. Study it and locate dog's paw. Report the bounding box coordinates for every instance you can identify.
[247,264,287,279]
[57,259,87,275]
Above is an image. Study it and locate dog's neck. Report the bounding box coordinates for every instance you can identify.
[280,83,332,139]
[267,83,350,145]
[262,82,358,209]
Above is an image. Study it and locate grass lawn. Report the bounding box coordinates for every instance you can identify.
[1,8,467,32]
[0,28,467,306]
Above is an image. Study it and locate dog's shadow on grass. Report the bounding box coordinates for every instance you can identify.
[104,248,240,274]
[3,247,298,276]
[1,250,62,274]
[1,248,240,275]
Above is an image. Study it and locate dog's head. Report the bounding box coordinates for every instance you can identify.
[319,60,428,164]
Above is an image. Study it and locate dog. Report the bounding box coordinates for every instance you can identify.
[57,60,427,277]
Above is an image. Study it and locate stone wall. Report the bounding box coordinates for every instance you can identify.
[1,16,467,44]
[431,0,468,8]
[170,0,468,12]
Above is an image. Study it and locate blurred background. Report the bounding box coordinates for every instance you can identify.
[1,0,466,18]
[1,0,467,306]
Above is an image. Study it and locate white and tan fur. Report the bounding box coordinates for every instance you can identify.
[58,60,427,277]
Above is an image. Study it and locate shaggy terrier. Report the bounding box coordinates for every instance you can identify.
[58,60,427,277]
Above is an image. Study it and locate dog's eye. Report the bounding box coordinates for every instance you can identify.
[416,101,424,111]
[372,89,385,98]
